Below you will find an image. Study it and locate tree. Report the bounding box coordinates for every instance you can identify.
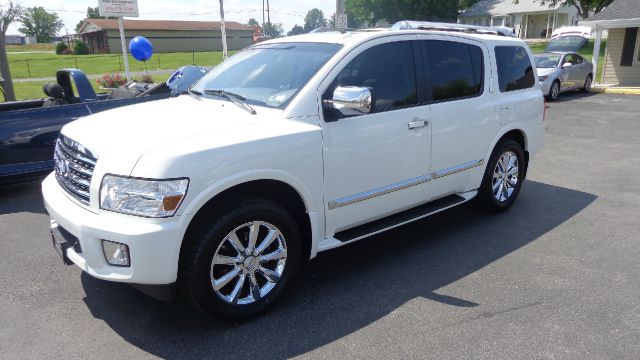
[263,22,284,38]
[19,7,63,43]
[76,7,106,32]
[0,0,23,101]
[304,8,327,32]
[287,24,305,36]
[247,18,260,27]
[514,0,614,19]
[345,0,461,26]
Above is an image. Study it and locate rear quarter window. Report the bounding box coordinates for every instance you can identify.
[495,46,535,92]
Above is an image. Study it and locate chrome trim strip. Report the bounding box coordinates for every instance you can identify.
[431,159,484,179]
[328,173,432,210]
[328,159,484,210]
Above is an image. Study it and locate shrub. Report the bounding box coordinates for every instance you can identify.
[96,73,127,88]
[139,74,153,83]
[73,40,90,55]
[55,41,68,55]
[60,48,74,55]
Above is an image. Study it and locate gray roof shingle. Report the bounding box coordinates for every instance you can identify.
[585,0,640,22]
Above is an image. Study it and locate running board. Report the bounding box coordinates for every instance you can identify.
[334,194,467,243]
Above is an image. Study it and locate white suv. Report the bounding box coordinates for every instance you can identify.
[43,26,544,317]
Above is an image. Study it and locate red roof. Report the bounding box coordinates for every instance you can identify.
[82,19,257,33]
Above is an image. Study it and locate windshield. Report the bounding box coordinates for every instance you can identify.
[534,54,562,69]
[192,42,342,109]
[545,36,588,52]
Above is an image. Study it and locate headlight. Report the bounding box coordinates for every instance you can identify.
[100,175,189,217]
[539,75,549,82]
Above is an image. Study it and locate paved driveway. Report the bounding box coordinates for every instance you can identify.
[1,93,639,359]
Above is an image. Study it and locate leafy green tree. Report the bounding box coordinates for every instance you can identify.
[263,22,284,38]
[345,0,461,26]
[76,7,106,32]
[19,7,63,43]
[247,18,260,27]
[287,24,305,36]
[304,8,327,32]
[515,0,614,19]
[0,0,23,101]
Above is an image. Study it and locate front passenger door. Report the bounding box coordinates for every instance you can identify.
[321,39,432,236]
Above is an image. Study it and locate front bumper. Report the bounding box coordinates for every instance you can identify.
[42,173,187,285]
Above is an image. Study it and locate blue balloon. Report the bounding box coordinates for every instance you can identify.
[129,36,153,62]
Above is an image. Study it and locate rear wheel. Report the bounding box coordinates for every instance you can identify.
[548,80,560,101]
[180,198,301,318]
[582,74,593,93]
[477,139,526,212]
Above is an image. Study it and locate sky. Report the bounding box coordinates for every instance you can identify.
[5,0,337,35]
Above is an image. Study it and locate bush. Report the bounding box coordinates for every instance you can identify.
[73,40,90,55]
[139,74,153,83]
[60,48,74,55]
[55,41,68,55]
[96,73,127,88]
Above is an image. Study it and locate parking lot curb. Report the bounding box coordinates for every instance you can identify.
[591,87,640,95]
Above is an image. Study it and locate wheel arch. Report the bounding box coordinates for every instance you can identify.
[178,176,315,277]
[485,128,530,175]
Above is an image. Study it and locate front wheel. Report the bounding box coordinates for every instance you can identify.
[547,80,560,101]
[477,139,526,212]
[180,198,301,318]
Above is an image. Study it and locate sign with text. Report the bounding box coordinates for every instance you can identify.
[99,0,139,18]
[337,14,348,29]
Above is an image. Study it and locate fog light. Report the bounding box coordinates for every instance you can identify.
[102,240,130,267]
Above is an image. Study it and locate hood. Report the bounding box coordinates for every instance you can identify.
[536,67,557,77]
[61,95,279,175]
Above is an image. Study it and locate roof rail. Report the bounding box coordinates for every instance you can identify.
[392,21,516,37]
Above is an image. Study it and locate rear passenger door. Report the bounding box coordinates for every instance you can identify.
[419,37,496,200]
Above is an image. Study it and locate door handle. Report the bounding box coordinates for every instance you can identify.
[408,119,428,130]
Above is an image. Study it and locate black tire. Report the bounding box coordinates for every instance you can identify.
[180,198,301,318]
[547,80,560,101]
[477,139,526,212]
[582,74,593,93]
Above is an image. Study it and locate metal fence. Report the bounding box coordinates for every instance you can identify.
[8,51,227,79]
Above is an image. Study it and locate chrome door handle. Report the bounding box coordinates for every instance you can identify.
[408,119,428,130]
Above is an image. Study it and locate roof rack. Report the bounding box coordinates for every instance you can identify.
[391,21,515,37]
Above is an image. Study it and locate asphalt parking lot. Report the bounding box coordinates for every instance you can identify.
[1,92,639,359]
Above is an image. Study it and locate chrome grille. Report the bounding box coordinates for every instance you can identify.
[54,135,97,205]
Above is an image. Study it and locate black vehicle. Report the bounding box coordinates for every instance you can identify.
[0,66,208,184]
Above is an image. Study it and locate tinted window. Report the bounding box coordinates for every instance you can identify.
[495,46,535,92]
[424,40,484,101]
[330,41,417,113]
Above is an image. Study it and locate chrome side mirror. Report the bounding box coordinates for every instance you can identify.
[562,62,573,68]
[332,86,373,116]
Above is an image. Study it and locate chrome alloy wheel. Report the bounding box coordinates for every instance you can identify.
[551,82,560,100]
[492,151,519,202]
[210,221,287,305]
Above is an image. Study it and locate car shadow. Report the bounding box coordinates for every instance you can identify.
[0,179,46,215]
[552,91,598,103]
[80,180,596,359]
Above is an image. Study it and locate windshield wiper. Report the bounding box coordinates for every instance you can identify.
[204,89,257,115]
[185,88,202,100]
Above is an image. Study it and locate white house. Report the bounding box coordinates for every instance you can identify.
[581,0,640,86]
[458,0,580,39]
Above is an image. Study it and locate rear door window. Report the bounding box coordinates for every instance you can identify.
[495,46,535,92]
[421,40,484,102]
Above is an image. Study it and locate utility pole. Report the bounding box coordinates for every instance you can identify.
[262,0,265,29]
[266,0,270,25]
[219,0,228,60]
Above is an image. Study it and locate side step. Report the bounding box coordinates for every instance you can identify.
[334,194,467,243]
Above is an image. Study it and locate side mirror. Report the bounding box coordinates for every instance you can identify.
[331,86,373,116]
[562,62,573,68]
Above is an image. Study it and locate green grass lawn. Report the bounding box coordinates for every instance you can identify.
[13,80,106,101]
[7,51,231,79]
[528,39,607,81]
